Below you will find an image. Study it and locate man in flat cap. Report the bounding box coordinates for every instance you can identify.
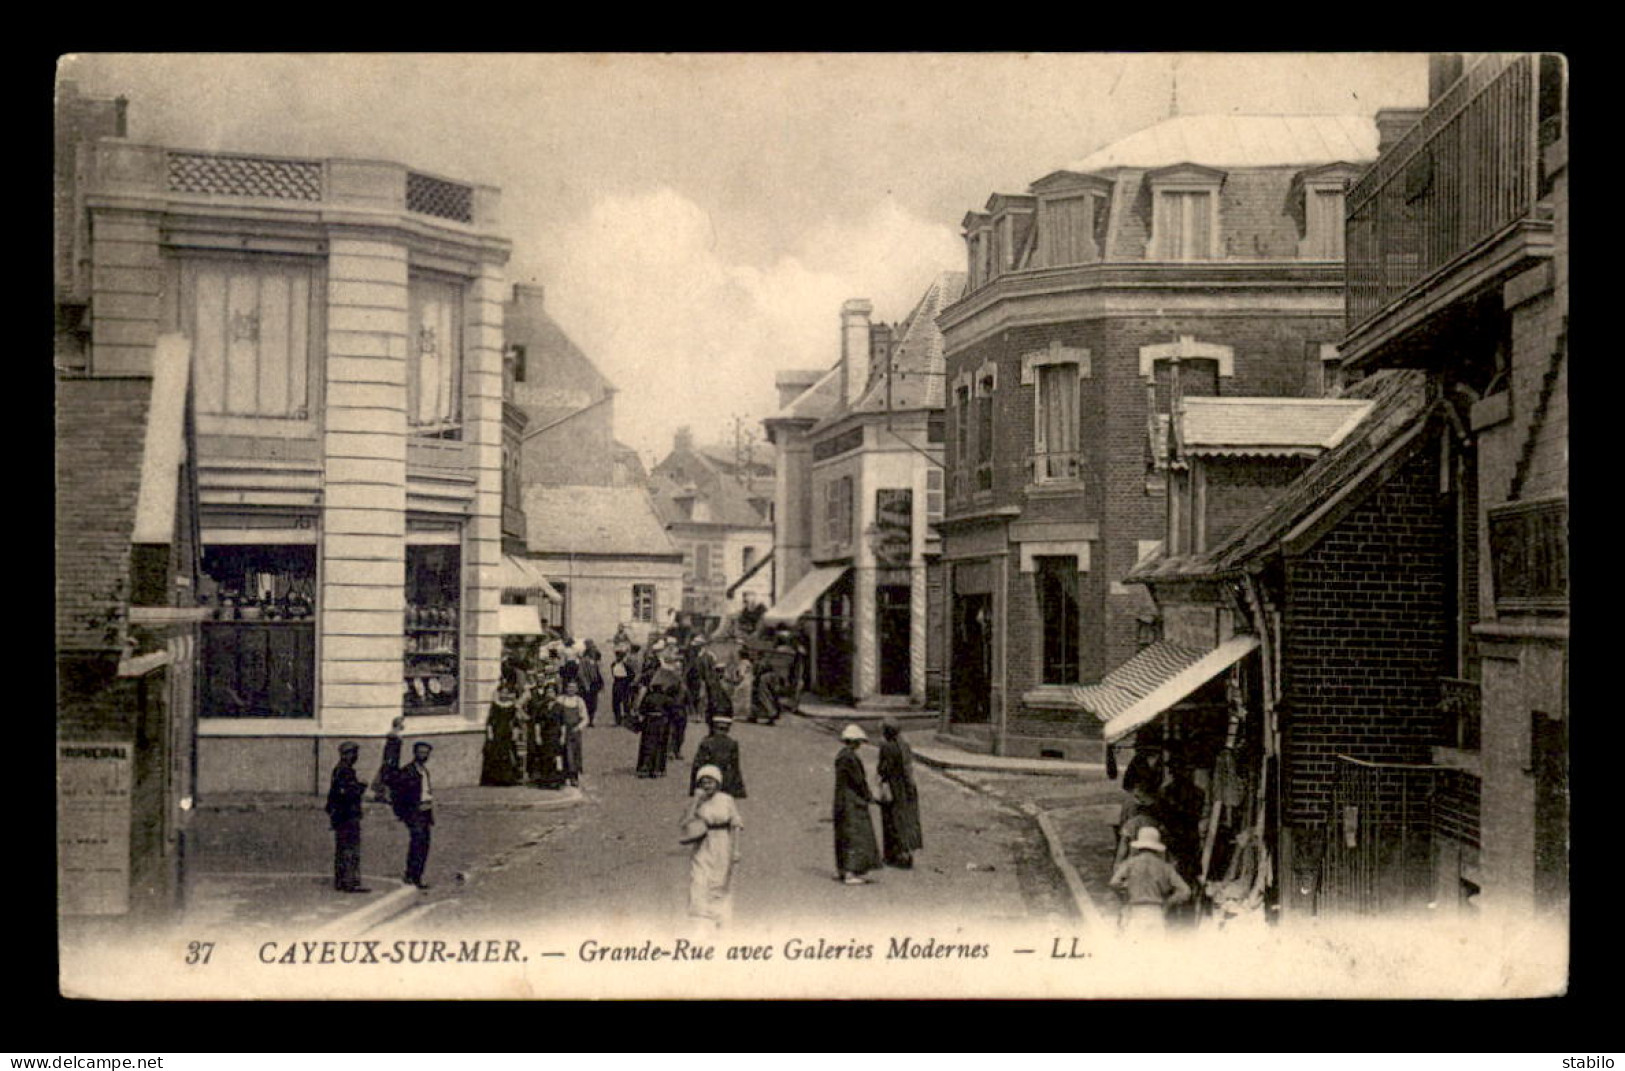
[325,741,370,893]
[385,730,437,889]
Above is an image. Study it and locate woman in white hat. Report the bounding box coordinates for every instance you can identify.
[679,764,743,928]
[832,724,882,885]
[1108,824,1191,935]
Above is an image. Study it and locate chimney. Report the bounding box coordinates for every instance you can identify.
[840,299,873,408]
[1374,107,1426,156]
[511,282,546,307]
[674,425,694,453]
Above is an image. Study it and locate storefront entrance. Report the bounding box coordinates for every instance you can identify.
[876,584,911,696]
[811,570,855,702]
[951,591,993,724]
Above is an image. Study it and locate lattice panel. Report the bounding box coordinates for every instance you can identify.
[167,152,323,200]
[407,172,474,223]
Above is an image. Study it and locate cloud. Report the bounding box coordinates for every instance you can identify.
[542,186,962,461]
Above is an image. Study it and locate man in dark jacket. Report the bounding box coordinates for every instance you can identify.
[325,741,369,893]
[386,732,436,889]
[689,715,746,798]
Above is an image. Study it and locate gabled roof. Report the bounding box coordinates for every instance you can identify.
[1070,114,1379,172]
[1131,370,1432,582]
[694,440,775,475]
[766,361,842,424]
[505,288,615,396]
[523,484,679,558]
[817,271,967,430]
[648,470,772,531]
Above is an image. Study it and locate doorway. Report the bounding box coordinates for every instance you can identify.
[951,592,993,724]
[876,584,911,695]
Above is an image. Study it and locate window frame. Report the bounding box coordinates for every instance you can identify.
[168,252,326,437]
[407,269,467,441]
[1034,554,1082,685]
[631,583,656,624]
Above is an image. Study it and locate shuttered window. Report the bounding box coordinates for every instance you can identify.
[1154,190,1215,260]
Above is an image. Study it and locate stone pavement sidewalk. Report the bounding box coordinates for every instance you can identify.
[177,783,586,936]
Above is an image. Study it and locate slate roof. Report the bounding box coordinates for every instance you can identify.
[767,362,842,425]
[844,271,967,418]
[695,440,775,474]
[1130,370,1433,583]
[523,484,680,558]
[648,470,772,531]
[1070,114,1379,173]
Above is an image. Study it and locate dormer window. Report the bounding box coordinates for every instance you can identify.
[962,212,992,290]
[985,195,1036,280]
[1145,164,1226,262]
[1030,171,1115,268]
[1292,164,1363,260]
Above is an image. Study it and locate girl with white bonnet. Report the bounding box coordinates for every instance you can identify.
[679,764,743,928]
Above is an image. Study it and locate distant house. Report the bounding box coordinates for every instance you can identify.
[764,272,964,706]
[506,284,682,640]
[521,484,684,646]
[938,113,1380,760]
[650,427,775,620]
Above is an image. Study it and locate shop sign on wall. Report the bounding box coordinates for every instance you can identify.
[873,489,913,567]
[57,739,132,916]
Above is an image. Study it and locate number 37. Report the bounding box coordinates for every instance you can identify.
[185,941,215,965]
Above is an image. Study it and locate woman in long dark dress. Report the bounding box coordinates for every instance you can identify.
[876,717,923,868]
[636,647,682,779]
[480,686,523,786]
[832,723,881,884]
[527,682,566,789]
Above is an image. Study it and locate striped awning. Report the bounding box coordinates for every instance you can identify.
[502,555,561,602]
[1075,634,1260,744]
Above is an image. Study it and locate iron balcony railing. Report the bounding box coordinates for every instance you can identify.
[1346,53,1543,331]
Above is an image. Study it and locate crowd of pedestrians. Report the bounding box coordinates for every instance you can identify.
[323,616,927,932]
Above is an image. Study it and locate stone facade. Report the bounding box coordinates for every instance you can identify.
[75,134,511,793]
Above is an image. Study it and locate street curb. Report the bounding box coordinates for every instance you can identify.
[311,883,422,938]
[1033,809,1109,931]
[927,766,1104,929]
[199,788,587,814]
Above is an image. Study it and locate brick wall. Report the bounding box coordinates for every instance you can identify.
[1280,434,1450,826]
[1202,456,1312,550]
[56,378,151,651]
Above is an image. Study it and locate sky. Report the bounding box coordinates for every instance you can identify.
[59,52,1430,462]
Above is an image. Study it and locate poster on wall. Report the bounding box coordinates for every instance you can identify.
[57,739,133,917]
[872,488,913,567]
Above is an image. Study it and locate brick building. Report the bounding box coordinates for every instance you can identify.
[649,427,775,621]
[937,114,1379,759]
[1125,370,1456,918]
[505,284,683,643]
[67,108,514,792]
[1337,53,1568,919]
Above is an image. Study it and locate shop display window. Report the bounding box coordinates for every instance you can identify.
[199,545,317,718]
[404,544,462,716]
